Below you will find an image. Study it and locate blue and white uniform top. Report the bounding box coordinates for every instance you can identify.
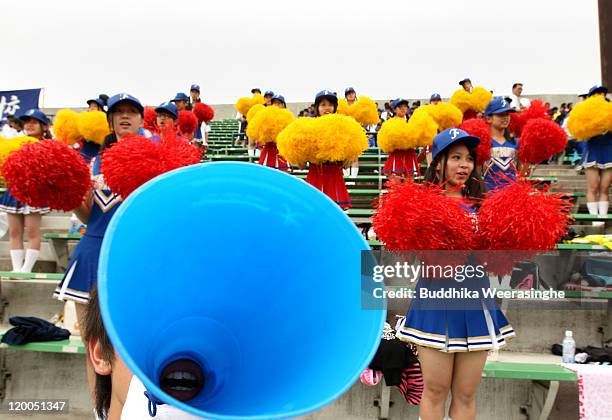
[483,138,519,191]
[86,157,122,238]
[53,155,122,303]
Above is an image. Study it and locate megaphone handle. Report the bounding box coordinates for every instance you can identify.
[144,390,165,417]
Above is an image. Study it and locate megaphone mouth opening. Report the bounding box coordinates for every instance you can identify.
[159,358,205,402]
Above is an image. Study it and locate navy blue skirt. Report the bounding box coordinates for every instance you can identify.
[0,189,49,215]
[396,277,515,352]
[581,133,612,170]
[53,235,102,304]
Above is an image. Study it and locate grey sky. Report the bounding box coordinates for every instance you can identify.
[1,0,601,107]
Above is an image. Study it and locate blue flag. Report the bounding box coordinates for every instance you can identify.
[0,89,42,122]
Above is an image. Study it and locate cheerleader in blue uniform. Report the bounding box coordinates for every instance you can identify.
[482,97,518,191]
[580,85,611,221]
[81,96,108,163]
[396,128,515,420]
[53,93,144,313]
[0,109,51,273]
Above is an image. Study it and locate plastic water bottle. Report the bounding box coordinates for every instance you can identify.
[562,330,575,364]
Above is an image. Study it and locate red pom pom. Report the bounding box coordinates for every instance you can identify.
[193,103,215,123]
[508,99,550,137]
[479,181,572,251]
[459,118,491,165]
[101,135,200,198]
[178,111,198,137]
[144,107,158,132]
[1,140,91,211]
[518,119,567,164]
[373,180,477,251]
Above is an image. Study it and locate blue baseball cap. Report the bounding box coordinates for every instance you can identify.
[587,85,608,97]
[87,98,106,109]
[271,94,286,105]
[459,78,472,86]
[392,98,409,109]
[315,90,337,101]
[484,96,516,116]
[264,90,275,97]
[251,88,262,94]
[430,93,442,101]
[18,109,50,125]
[190,84,200,93]
[155,101,178,119]
[345,87,356,96]
[171,92,190,102]
[107,93,144,115]
[432,128,480,161]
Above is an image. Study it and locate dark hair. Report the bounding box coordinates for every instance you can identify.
[84,285,114,420]
[101,133,118,151]
[424,141,485,202]
[512,83,523,89]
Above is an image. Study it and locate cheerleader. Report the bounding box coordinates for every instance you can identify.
[171,93,190,112]
[344,87,360,180]
[264,90,274,106]
[482,97,518,190]
[0,109,51,273]
[87,96,107,112]
[459,77,473,93]
[396,128,514,420]
[345,87,357,106]
[54,93,144,317]
[430,93,442,105]
[81,96,109,163]
[271,94,286,109]
[155,101,179,132]
[314,90,338,116]
[581,85,611,221]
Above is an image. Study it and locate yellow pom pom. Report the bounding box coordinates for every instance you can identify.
[278,114,368,165]
[349,96,380,126]
[77,111,110,145]
[567,96,612,140]
[407,109,438,147]
[337,98,350,116]
[377,117,414,152]
[313,114,368,163]
[471,87,493,112]
[277,117,317,166]
[450,89,472,113]
[421,103,463,130]
[246,106,296,143]
[235,94,265,116]
[246,104,265,122]
[450,87,492,113]
[0,136,38,168]
[53,109,82,145]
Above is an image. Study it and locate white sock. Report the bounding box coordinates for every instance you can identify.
[10,249,24,272]
[247,147,255,158]
[598,201,609,217]
[587,202,599,215]
[343,168,350,177]
[20,249,40,273]
[351,166,359,178]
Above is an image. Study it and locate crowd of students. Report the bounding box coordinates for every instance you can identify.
[0,79,610,419]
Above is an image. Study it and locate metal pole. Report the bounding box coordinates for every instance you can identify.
[599,0,612,88]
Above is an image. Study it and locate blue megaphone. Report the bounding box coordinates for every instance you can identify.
[98,162,385,419]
